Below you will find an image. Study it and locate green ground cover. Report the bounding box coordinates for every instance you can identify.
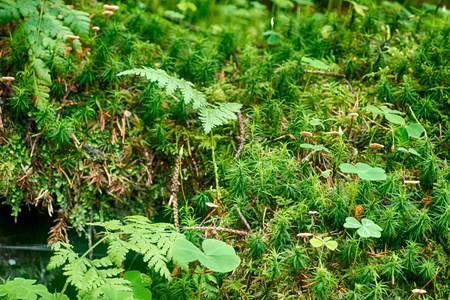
[0,0,450,298]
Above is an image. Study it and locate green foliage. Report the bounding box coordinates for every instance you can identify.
[1,0,450,298]
[46,216,182,298]
[0,277,68,300]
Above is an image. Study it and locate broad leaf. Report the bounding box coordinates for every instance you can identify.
[172,239,204,263]
[301,57,330,70]
[384,112,405,125]
[321,170,332,178]
[344,217,382,238]
[397,147,421,156]
[366,105,383,114]
[325,240,338,251]
[339,163,387,181]
[173,239,240,273]
[200,239,241,273]
[310,238,324,248]
[100,287,134,300]
[132,287,152,300]
[343,217,362,229]
[124,271,152,287]
[406,123,424,138]
[300,143,330,152]
[366,105,405,125]
[357,219,382,238]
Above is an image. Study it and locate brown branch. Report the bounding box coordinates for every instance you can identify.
[234,204,252,232]
[184,226,249,236]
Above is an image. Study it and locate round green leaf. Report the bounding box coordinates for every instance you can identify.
[384,113,405,125]
[339,163,387,181]
[132,286,152,300]
[406,123,424,138]
[300,143,330,152]
[199,239,241,273]
[356,218,382,238]
[339,163,358,174]
[172,239,205,264]
[124,271,152,287]
[325,240,338,251]
[343,217,362,229]
[310,238,324,248]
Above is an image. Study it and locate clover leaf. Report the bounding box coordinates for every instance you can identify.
[300,143,330,152]
[173,238,241,273]
[366,105,405,126]
[310,236,338,251]
[339,163,387,181]
[405,123,424,139]
[344,217,382,238]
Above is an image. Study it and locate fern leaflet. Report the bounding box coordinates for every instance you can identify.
[118,67,242,132]
[199,102,243,133]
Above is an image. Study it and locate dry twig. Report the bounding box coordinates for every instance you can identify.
[234,204,252,232]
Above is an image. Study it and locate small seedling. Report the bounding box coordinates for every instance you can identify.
[310,236,338,251]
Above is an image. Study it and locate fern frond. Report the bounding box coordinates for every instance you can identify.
[47,242,72,270]
[33,58,51,86]
[199,102,243,133]
[98,268,123,278]
[117,67,208,109]
[118,67,243,132]
[0,0,20,24]
[52,4,90,37]
[63,257,90,289]
[17,0,40,17]
[107,236,130,266]
[82,267,103,291]
[92,256,113,268]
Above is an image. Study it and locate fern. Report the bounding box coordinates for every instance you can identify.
[118,67,242,133]
[118,67,208,109]
[199,102,243,133]
[47,216,184,298]
[51,3,91,37]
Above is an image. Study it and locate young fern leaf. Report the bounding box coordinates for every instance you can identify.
[55,4,91,37]
[118,67,242,132]
[199,103,242,133]
[117,67,208,109]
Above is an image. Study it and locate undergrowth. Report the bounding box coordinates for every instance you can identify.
[1,0,450,299]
